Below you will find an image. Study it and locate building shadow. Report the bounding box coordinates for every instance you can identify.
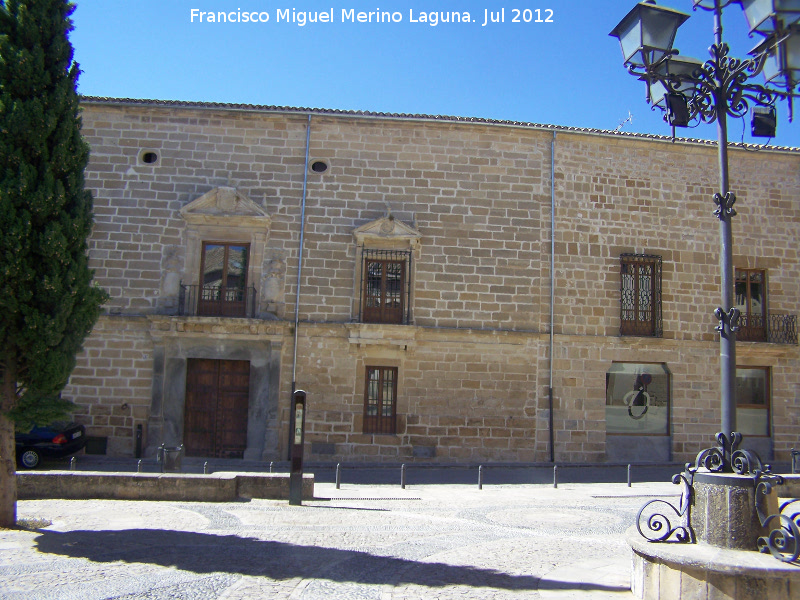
[34,528,628,593]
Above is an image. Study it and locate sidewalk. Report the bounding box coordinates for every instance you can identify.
[0,478,681,599]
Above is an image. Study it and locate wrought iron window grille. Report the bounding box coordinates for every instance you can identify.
[363,366,398,435]
[358,246,412,325]
[620,254,663,338]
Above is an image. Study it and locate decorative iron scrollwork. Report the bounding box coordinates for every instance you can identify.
[688,431,767,476]
[755,472,800,563]
[732,444,767,476]
[692,431,729,472]
[690,44,773,123]
[631,41,779,129]
[636,431,800,566]
[636,471,695,543]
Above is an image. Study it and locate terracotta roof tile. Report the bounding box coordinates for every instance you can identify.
[79,96,800,153]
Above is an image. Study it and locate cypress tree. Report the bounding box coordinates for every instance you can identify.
[0,0,106,527]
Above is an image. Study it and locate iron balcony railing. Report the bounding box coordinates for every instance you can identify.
[737,313,798,345]
[178,284,257,318]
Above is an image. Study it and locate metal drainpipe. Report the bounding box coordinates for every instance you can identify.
[549,131,556,463]
[289,115,312,458]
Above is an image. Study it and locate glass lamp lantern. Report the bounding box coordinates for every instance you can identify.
[648,55,704,107]
[610,1,690,68]
[739,0,800,36]
[750,26,800,89]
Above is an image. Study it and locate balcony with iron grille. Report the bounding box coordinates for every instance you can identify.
[178,284,258,319]
[737,313,798,345]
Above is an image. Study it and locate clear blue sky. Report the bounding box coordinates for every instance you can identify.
[71,0,800,148]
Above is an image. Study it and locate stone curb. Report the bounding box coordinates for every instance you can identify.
[17,470,315,502]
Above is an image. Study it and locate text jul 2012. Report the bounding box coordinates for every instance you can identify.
[189,8,555,27]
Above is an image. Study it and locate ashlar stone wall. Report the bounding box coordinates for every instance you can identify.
[65,100,800,465]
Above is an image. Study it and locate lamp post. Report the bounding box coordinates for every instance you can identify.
[611,3,800,577]
[611,0,800,472]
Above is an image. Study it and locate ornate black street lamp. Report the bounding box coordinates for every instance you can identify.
[611,0,800,471]
[611,1,800,571]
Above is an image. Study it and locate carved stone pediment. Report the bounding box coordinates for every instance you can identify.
[353,214,421,248]
[180,187,271,228]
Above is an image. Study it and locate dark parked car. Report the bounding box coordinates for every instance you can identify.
[15,422,87,469]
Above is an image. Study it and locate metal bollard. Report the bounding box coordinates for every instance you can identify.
[553,465,558,489]
[70,456,76,471]
[478,465,484,490]
[335,463,341,489]
[203,461,209,475]
[269,461,274,473]
[137,459,142,473]
[793,448,799,475]
[401,464,406,489]
[627,464,632,488]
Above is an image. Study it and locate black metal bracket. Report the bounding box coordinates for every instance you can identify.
[713,191,737,220]
[714,306,741,336]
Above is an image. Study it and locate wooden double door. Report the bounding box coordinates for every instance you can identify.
[184,358,250,458]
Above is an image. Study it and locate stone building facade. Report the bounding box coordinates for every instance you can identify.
[64,97,800,465]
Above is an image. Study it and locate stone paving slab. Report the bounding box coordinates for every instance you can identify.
[0,481,680,599]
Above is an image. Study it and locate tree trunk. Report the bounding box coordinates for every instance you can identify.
[0,412,16,528]
[1,353,18,528]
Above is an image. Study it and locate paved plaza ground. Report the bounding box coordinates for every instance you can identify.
[0,464,685,600]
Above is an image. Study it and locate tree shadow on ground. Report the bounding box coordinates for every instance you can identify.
[34,528,629,593]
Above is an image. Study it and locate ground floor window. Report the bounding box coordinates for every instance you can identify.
[363,366,398,434]
[736,367,770,437]
[606,362,670,435]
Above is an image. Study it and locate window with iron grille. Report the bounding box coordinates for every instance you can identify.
[363,366,398,434]
[620,254,662,337]
[359,247,412,324]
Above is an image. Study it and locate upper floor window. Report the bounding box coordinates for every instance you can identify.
[352,212,421,326]
[360,248,412,325]
[620,254,662,337]
[198,242,251,317]
[733,267,797,344]
[177,187,273,319]
[736,269,767,342]
[363,366,398,434]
